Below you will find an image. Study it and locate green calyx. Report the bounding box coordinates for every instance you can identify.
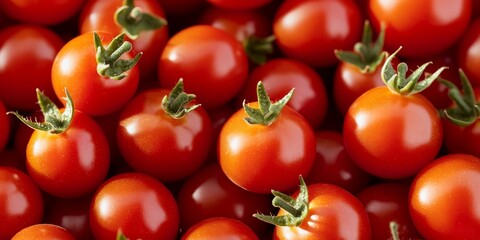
[253,176,309,226]
[115,0,167,40]
[7,88,74,134]
[161,78,200,119]
[382,47,447,95]
[94,32,142,80]
[334,20,386,73]
[389,221,401,240]
[243,81,294,126]
[243,35,276,65]
[116,229,128,240]
[439,69,480,127]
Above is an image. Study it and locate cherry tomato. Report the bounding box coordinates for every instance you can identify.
[26,109,110,198]
[206,0,272,10]
[0,100,9,152]
[0,0,85,25]
[0,25,64,111]
[51,31,140,116]
[235,58,328,129]
[305,130,372,194]
[0,167,44,240]
[158,25,249,109]
[273,0,363,67]
[368,0,472,58]
[90,172,179,240]
[343,86,443,179]
[116,86,213,182]
[457,19,480,87]
[79,0,169,78]
[11,224,75,240]
[409,153,480,240]
[180,217,259,239]
[357,182,421,240]
[177,163,273,236]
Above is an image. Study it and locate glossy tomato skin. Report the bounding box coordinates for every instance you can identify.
[357,182,421,240]
[116,88,213,182]
[11,224,75,240]
[180,217,259,240]
[218,103,316,194]
[79,0,169,78]
[0,0,85,25]
[235,58,328,130]
[343,86,443,179]
[368,0,472,59]
[457,19,480,87]
[90,172,179,240]
[409,153,480,240]
[0,167,44,240]
[0,25,64,111]
[306,130,372,194]
[207,0,272,10]
[0,100,9,152]
[177,163,273,236]
[273,0,363,68]
[51,31,140,116]
[26,110,110,198]
[274,183,370,240]
[158,25,249,109]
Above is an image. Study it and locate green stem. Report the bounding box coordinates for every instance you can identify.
[115,0,167,40]
[161,78,200,119]
[389,221,401,240]
[243,35,276,65]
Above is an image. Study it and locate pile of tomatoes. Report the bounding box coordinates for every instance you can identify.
[1,0,480,239]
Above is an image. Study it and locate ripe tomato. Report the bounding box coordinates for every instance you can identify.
[457,19,480,87]
[368,0,472,58]
[357,182,421,240]
[158,25,249,109]
[235,58,328,129]
[51,31,140,116]
[273,0,363,67]
[180,217,259,240]
[79,0,169,78]
[0,100,9,153]
[409,153,480,240]
[0,0,85,25]
[11,224,75,240]
[255,178,370,239]
[90,172,179,240]
[305,130,372,194]
[206,0,272,10]
[0,25,64,111]
[218,83,316,193]
[343,86,443,179]
[177,163,273,235]
[116,83,213,182]
[0,167,44,240]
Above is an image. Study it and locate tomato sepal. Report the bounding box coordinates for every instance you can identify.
[334,20,386,73]
[389,221,401,240]
[116,229,128,240]
[439,69,480,126]
[114,0,167,40]
[243,81,294,125]
[382,47,447,95]
[253,176,308,227]
[7,88,73,134]
[161,78,200,119]
[94,32,142,80]
[243,35,276,65]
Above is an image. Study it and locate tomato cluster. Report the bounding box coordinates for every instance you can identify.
[0,0,480,239]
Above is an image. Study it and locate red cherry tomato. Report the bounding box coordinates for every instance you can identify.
[357,182,421,240]
[273,0,363,67]
[0,167,44,240]
[0,100,9,152]
[0,25,64,111]
[409,153,480,240]
[180,217,259,240]
[90,172,179,240]
[11,224,75,240]
[368,0,472,58]
[206,0,272,10]
[0,0,85,25]
[457,19,480,87]
[158,25,249,109]
[26,110,110,198]
[177,163,273,235]
[51,31,140,116]
[116,87,213,182]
